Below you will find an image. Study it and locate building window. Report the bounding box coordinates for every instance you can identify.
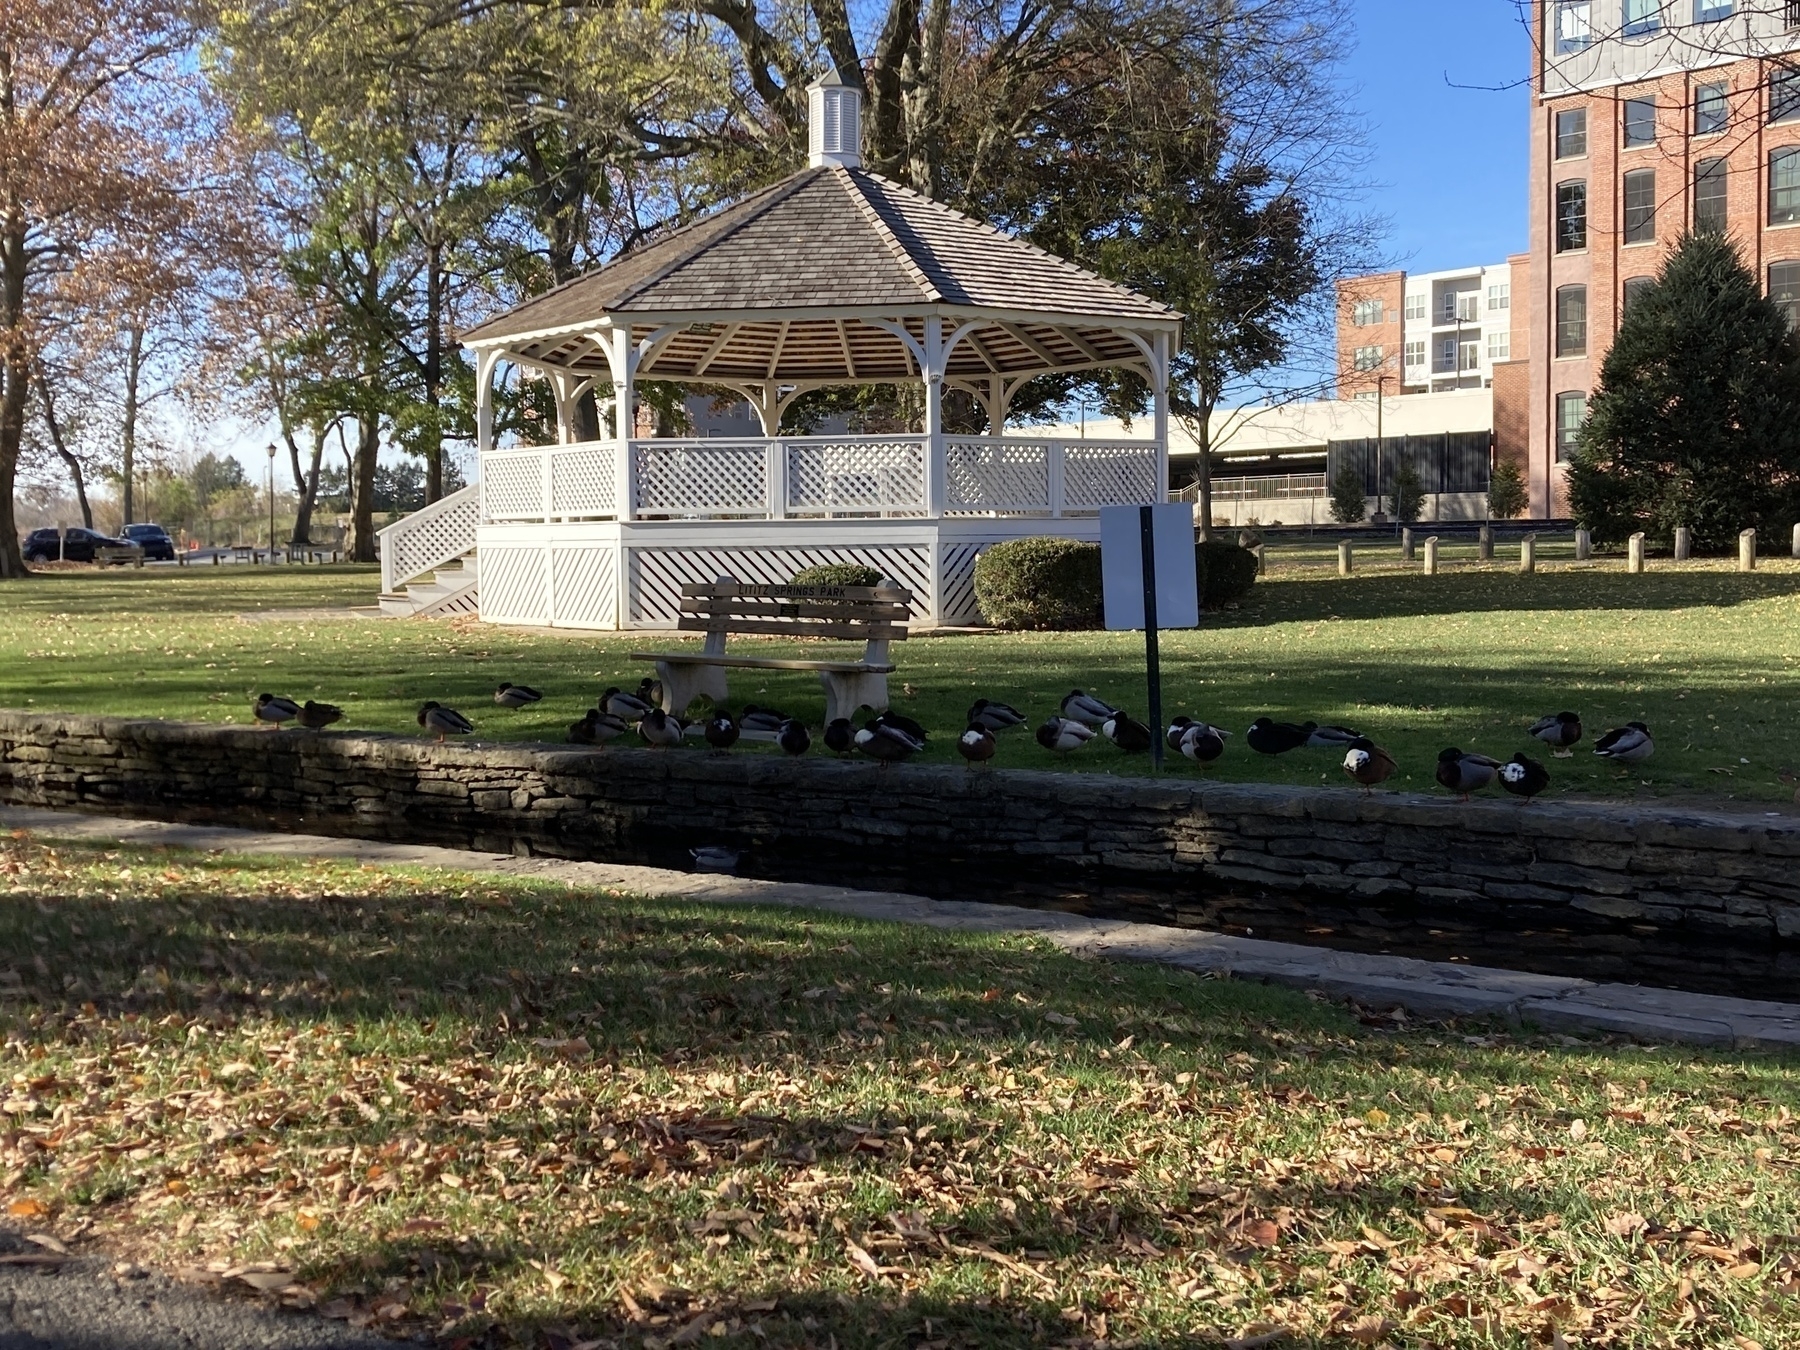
[1556,286,1588,357]
[1623,98,1657,147]
[1488,282,1511,311]
[1790,0,1800,30]
[1623,169,1657,244]
[1694,158,1727,233]
[1771,262,1800,329]
[1459,339,1481,372]
[1556,393,1588,463]
[1404,293,1426,321]
[1695,83,1728,135]
[1622,0,1661,36]
[1438,339,1457,370]
[1555,1,1591,52]
[1557,180,1588,252]
[1404,339,1426,368]
[1353,345,1384,372]
[1555,108,1588,159]
[1773,148,1800,224]
[1351,298,1384,326]
[1488,331,1511,360]
[1773,68,1800,125]
[1623,276,1656,312]
[1696,0,1733,19]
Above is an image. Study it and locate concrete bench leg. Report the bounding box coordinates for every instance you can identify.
[820,670,889,725]
[656,661,729,716]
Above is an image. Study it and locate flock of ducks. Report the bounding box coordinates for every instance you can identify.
[250,684,1654,802]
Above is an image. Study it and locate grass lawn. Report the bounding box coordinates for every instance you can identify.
[3,549,1800,803]
[1,834,1797,1348]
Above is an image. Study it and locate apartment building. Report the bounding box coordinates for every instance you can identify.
[1527,0,1800,515]
[1337,262,1518,398]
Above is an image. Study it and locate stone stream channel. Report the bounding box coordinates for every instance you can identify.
[679,843,1800,1003]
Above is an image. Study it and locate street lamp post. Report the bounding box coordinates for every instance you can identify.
[1375,372,1388,521]
[266,442,277,564]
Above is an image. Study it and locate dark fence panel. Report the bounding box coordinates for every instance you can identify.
[1327,432,1492,496]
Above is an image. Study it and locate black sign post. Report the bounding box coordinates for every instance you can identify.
[1139,505,1163,773]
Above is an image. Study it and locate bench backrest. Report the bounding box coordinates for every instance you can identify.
[677,581,912,643]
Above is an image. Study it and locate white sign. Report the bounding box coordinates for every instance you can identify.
[1099,503,1200,631]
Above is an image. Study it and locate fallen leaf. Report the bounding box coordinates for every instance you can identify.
[1225,1325,1289,1350]
[237,1271,296,1291]
[5,1199,48,1219]
[1344,1315,1397,1345]
[1604,1212,1644,1237]
[845,1240,884,1280]
[1568,1118,1588,1141]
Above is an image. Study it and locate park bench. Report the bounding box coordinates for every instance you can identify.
[94,545,144,568]
[632,578,912,722]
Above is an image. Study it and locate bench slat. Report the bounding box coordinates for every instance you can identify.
[631,652,896,674]
[678,597,908,622]
[675,616,910,641]
[680,582,911,603]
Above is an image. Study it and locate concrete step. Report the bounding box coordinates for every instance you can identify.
[381,552,479,618]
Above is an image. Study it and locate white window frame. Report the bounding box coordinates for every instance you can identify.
[1487,330,1511,360]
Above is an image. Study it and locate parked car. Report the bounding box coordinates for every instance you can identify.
[121,522,176,561]
[21,527,134,564]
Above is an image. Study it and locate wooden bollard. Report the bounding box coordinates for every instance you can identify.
[1338,540,1353,576]
[1674,526,1692,562]
[1792,522,1800,558]
[1628,532,1646,574]
[1740,528,1757,572]
[1479,524,1494,561]
[1402,527,1414,563]
[1520,534,1536,574]
[1423,536,1440,575]
[1575,527,1591,561]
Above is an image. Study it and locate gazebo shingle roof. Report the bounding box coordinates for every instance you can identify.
[462,167,1176,346]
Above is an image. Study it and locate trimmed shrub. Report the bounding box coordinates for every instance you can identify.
[1392,461,1426,523]
[789,563,883,589]
[1198,538,1258,608]
[1329,464,1367,524]
[1488,459,1528,520]
[973,537,1103,631]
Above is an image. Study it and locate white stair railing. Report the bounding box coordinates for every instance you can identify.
[377,483,481,594]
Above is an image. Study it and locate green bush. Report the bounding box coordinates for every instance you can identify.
[973,537,1103,631]
[788,563,883,589]
[1198,538,1258,608]
[1392,461,1426,524]
[1329,464,1367,524]
[1488,459,1528,520]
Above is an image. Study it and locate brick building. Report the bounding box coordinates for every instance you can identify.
[1337,262,1519,400]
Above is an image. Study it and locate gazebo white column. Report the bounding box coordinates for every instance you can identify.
[922,316,946,517]
[1153,331,1171,500]
[474,349,500,454]
[607,325,636,522]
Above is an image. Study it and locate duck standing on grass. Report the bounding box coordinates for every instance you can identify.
[968,699,1026,733]
[602,686,654,722]
[703,709,740,754]
[1246,718,1314,755]
[776,719,812,757]
[1037,716,1096,755]
[823,718,855,756]
[1435,747,1501,800]
[1342,738,1397,792]
[418,702,474,743]
[1177,722,1230,766]
[1528,711,1583,758]
[1594,722,1654,763]
[638,707,684,748]
[253,694,300,730]
[1061,690,1119,727]
[957,724,997,769]
[855,717,924,768]
[1500,752,1551,801]
[298,700,343,730]
[493,682,543,709]
[569,708,628,746]
[1101,712,1154,754]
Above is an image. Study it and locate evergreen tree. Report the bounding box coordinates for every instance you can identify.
[1329,464,1366,524]
[1488,459,1527,520]
[1392,460,1426,523]
[1568,232,1800,550]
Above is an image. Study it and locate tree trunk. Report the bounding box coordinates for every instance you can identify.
[346,410,380,562]
[0,209,28,579]
[425,238,444,502]
[121,324,144,525]
[286,422,321,546]
[36,367,93,528]
[1193,410,1215,543]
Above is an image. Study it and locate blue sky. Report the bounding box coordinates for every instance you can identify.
[1346,0,1533,270]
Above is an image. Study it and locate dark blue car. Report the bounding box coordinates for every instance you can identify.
[122,523,176,561]
[21,527,132,563]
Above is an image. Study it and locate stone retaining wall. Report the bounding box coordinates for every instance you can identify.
[0,711,1796,946]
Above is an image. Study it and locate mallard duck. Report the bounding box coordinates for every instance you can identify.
[1342,738,1397,792]
[1178,722,1230,766]
[1435,747,1501,799]
[638,706,684,748]
[602,686,653,721]
[637,676,663,709]
[1594,722,1654,763]
[493,682,543,709]
[776,718,811,757]
[418,701,474,742]
[823,718,854,756]
[855,718,923,767]
[1500,752,1551,800]
[740,704,790,736]
[967,699,1026,732]
[1529,711,1583,758]
[568,708,629,746]
[1061,690,1119,727]
[1036,716,1096,754]
[1247,718,1314,755]
[1102,712,1154,754]
[691,847,741,874]
[957,724,997,768]
[297,700,342,730]
[872,709,928,743]
[703,709,740,753]
[1306,724,1364,749]
[253,694,300,729]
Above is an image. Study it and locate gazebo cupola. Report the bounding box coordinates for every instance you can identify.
[381,74,1184,630]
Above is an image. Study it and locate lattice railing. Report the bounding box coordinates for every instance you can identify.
[945,437,1051,513]
[786,438,926,516]
[632,440,769,516]
[549,443,618,518]
[482,451,550,522]
[378,484,480,594]
[1061,441,1162,512]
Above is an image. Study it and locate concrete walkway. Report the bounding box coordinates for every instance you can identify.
[5,806,1798,1052]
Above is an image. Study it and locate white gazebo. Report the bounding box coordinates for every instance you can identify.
[377,73,1181,628]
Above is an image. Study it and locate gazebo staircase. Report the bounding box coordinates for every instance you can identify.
[376,484,481,618]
